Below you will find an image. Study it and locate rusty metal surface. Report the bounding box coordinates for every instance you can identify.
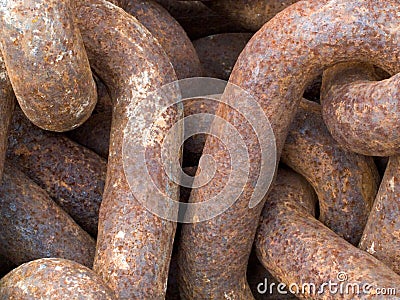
[72,0,180,298]
[114,0,202,79]
[0,52,15,181]
[67,112,111,159]
[203,0,300,31]
[93,75,113,115]
[178,1,400,298]
[281,99,378,245]
[7,107,106,237]
[155,0,246,39]
[0,0,97,132]
[321,62,400,156]
[0,163,95,267]
[0,258,115,299]
[255,168,400,299]
[247,250,297,300]
[359,155,400,274]
[193,33,253,80]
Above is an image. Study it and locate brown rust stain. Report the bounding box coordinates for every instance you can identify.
[281,99,379,245]
[255,168,400,299]
[73,0,180,298]
[0,163,95,268]
[7,107,106,237]
[0,258,115,299]
[0,0,96,132]
[178,1,400,298]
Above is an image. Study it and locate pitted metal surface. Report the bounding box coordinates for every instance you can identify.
[0,0,97,132]
[0,163,95,267]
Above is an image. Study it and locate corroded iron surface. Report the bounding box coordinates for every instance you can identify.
[359,155,400,274]
[67,112,111,159]
[73,0,180,298]
[178,1,400,298]
[0,0,97,132]
[204,0,299,31]
[193,33,253,80]
[7,107,106,237]
[321,62,400,156]
[0,52,15,180]
[0,163,95,267]
[0,258,115,299]
[281,99,378,245]
[255,168,400,299]
[113,0,202,79]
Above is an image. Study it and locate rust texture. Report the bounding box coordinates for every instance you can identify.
[255,168,400,299]
[204,0,300,31]
[155,0,246,39]
[93,75,113,115]
[68,76,112,159]
[359,155,400,274]
[193,33,253,80]
[72,0,180,298]
[0,258,115,299]
[281,99,379,245]
[7,107,106,237]
[0,162,95,267]
[247,251,297,300]
[0,0,97,132]
[178,1,400,298]
[113,0,202,79]
[0,52,15,180]
[70,0,205,158]
[321,62,400,156]
[67,112,111,159]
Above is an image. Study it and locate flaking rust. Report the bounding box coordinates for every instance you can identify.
[281,99,379,245]
[178,1,400,298]
[0,0,97,132]
[7,107,106,237]
[72,0,181,298]
[321,62,400,156]
[112,0,202,79]
[255,168,400,299]
[359,155,400,274]
[0,258,115,299]
[0,163,95,268]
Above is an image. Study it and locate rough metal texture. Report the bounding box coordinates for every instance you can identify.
[0,258,115,299]
[113,0,202,79]
[0,53,15,180]
[193,33,253,80]
[7,107,106,237]
[67,76,112,159]
[72,0,180,298]
[203,0,299,31]
[281,99,378,245]
[178,1,400,298]
[0,0,97,132]
[321,62,400,156]
[359,155,400,274]
[93,75,113,115]
[67,112,111,159]
[155,0,246,39]
[255,168,400,299]
[247,251,297,300]
[0,163,95,267]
